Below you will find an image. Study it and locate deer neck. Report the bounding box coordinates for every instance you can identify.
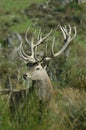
[34,74,54,102]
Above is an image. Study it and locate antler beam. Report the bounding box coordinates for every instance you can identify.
[44,25,77,60]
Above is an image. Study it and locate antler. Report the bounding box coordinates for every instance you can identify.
[44,25,77,61]
[18,25,77,64]
[18,27,52,63]
[17,34,36,62]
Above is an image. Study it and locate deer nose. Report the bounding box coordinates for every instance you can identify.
[23,74,27,80]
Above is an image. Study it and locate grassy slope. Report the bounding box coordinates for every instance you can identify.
[0,0,46,12]
[0,0,46,33]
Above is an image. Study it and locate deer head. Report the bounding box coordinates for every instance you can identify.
[17,25,76,101]
[17,25,76,80]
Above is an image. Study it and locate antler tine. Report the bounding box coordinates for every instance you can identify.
[52,36,56,57]
[59,25,66,40]
[37,27,42,40]
[18,44,28,61]
[63,25,69,37]
[30,36,35,57]
[25,26,31,45]
[34,29,53,47]
[19,42,31,59]
[16,33,29,61]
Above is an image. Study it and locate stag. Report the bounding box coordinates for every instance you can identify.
[17,25,77,103]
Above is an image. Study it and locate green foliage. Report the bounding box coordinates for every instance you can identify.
[57,6,65,12]
[0,97,11,130]
[66,2,83,11]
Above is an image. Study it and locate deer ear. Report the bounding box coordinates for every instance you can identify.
[44,65,47,70]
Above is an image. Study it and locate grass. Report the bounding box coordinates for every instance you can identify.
[0,88,86,130]
[0,0,46,34]
[0,0,46,13]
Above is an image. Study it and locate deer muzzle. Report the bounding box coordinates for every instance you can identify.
[23,74,28,80]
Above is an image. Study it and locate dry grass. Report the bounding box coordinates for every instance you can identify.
[45,88,86,130]
[0,87,86,130]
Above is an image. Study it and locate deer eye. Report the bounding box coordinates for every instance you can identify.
[26,63,32,67]
[35,67,40,70]
[26,62,38,67]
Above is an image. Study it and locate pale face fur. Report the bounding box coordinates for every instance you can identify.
[23,63,54,102]
[24,64,48,81]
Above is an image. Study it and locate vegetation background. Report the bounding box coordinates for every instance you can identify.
[0,0,86,130]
